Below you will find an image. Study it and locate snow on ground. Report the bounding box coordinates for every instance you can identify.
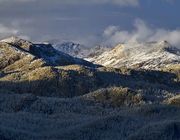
[0,93,180,140]
[89,41,180,69]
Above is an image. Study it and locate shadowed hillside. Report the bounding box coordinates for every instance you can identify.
[0,37,180,140]
[0,65,179,100]
[0,92,180,140]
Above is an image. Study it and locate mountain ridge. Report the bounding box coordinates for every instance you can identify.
[51,41,110,59]
[0,36,96,68]
[0,36,180,140]
[87,41,180,70]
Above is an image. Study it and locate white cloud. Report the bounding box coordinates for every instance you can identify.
[110,0,139,6]
[103,19,180,47]
[81,0,139,6]
[0,24,18,38]
[0,0,139,6]
[0,0,35,2]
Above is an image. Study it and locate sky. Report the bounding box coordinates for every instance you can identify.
[0,0,180,47]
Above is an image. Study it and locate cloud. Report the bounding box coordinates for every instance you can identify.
[109,0,139,6]
[0,23,30,40]
[0,0,139,6]
[103,19,180,47]
[0,0,35,2]
[68,0,140,6]
[0,23,19,38]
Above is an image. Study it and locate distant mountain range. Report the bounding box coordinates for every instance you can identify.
[0,36,180,140]
[51,40,180,70]
[87,41,180,70]
[0,36,95,68]
[0,36,179,98]
[51,41,110,59]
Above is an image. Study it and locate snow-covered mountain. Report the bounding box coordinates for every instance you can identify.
[0,37,180,140]
[0,36,95,68]
[52,42,89,58]
[52,41,110,59]
[87,41,180,69]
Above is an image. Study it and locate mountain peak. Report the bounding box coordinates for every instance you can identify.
[88,41,180,69]
[159,40,169,44]
[52,41,111,59]
[0,37,96,68]
[0,36,24,44]
[158,40,171,48]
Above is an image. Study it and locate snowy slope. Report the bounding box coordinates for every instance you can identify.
[52,42,90,58]
[0,37,180,140]
[88,41,180,69]
[52,41,110,59]
[0,36,95,67]
[0,92,180,140]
